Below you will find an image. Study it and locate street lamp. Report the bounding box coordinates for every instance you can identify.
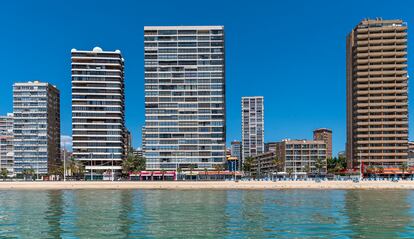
[90,153,93,181]
[63,145,66,182]
[111,152,114,181]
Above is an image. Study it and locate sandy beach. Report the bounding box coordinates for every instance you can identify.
[0,180,414,190]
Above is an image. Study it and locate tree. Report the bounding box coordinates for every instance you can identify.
[243,157,254,177]
[1,168,8,180]
[327,156,347,174]
[214,164,224,180]
[400,163,409,179]
[188,164,195,180]
[366,165,375,176]
[315,157,327,177]
[303,164,311,175]
[286,168,294,179]
[376,166,384,175]
[204,167,208,181]
[272,155,283,173]
[122,152,146,176]
[176,167,182,181]
[22,168,35,181]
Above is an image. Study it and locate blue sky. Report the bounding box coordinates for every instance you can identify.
[0,0,413,156]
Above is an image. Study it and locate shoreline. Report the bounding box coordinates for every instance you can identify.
[0,181,414,190]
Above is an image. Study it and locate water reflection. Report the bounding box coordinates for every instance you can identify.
[140,190,228,238]
[345,190,412,238]
[0,189,414,238]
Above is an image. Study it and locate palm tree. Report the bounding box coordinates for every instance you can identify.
[272,156,283,173]
[243,157,254,178]
[22,168,35,181]
[214,164,224,180]
[334,162,344,174]
[286,168,294,179]
[376,166,384,175]
[315,157,326,178]
[303,164,311,176]
[161,169,166,181]
[1,168,8,181]
[399,163,409,179]
[188,164,195,181]
[204,167,208,181]
[70,159,85,180]
[176,167,182,181]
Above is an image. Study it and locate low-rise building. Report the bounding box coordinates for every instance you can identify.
[408,142,414,166]
[281,139,327,174]
[251,151,276,177]
[251,139,328,178]
[264,142,278,152]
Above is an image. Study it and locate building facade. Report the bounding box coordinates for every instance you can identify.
[280,139,327,174]
[252,139,327,177]
[13,81,61,176]
[251,151,276,177]
[71,47,126,174]
[264,142,278,153]
[313,128,332,158]
[143,26,226,170]
[230,140,241,171]
[346,18,408,169]
[408,142,414,166]
[0,113,14,175]
[242,96,264,161]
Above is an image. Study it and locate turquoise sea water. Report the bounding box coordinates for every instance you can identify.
[0,189,413,238]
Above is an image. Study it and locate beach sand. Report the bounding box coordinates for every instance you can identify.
[0,180,414,190]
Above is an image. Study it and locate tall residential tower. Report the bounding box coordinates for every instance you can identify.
[0,113,14,175]
[13,81,60,176]
[242,96,264,161]
[143,26,226,170]
[71,47,126,175]
[346,18,408,168]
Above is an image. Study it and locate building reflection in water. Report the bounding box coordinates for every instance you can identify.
[344,190,411,238]
[139,190,228,238]
[73,190,132,238]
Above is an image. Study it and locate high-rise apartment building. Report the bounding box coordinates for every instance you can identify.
[13,81,60,176]
[242,96,264,161]
[0,113,14,175]
[346,18,408,169]
[143,26,226,170]
[71,47,126,174]
[313,128,332,158]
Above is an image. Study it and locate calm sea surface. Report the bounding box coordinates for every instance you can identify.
[0,189,413,238]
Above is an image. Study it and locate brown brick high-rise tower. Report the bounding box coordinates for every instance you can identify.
[346,18,408,169]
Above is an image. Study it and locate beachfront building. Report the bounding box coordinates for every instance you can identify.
[230,140,241,170]
[251,151,276,178]
[346,18,409,169]
[264,142,278,153]
[71,47,126,176]
[242,96,264,162]
[13,81,61,176]
[280,139,327,174]
[143,26,226,171]
[252,138,327,178]
[408,142,414,166]
[313,128,332,158]
[0,113,14,175]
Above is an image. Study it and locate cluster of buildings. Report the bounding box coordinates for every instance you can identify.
[0,18,411,178]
